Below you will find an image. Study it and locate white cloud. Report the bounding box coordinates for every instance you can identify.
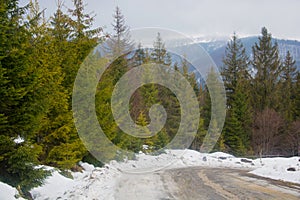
[20,0,300,40]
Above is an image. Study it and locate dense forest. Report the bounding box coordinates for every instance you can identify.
[0,0,299,197]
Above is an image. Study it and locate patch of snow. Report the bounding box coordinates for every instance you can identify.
[0,182,24,200]
[250,157,300,184]
[30,170,77,200]
[13,135,24,144]
[191,35,230,43]
[79,162,95,172]
[30,164,120,200]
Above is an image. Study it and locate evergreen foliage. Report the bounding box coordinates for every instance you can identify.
[105,6,134,58]
[221,34,252,155]
[251,27,282,111]
[1,1,300,197]
[279,51,297,122]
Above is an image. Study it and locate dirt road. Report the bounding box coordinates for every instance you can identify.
[115,167,300,200]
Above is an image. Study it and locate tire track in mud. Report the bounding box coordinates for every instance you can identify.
[164,167,300,200]
[114,167,300,200]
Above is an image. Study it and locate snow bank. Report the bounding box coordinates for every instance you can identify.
[250,157,300,184]
[1,149,298,200]
[30,163,120,200]
[31,170,77,200]
[0,182,24,200]
[28,150,259,200]
[108,150,256,173]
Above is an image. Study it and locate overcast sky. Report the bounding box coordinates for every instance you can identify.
[20,0,300,40]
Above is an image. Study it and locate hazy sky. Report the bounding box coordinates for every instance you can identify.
[20,0,300,40]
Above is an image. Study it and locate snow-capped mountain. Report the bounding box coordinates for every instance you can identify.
[195,36,300,68]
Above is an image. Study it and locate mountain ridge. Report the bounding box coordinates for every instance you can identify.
[196,36,300,68]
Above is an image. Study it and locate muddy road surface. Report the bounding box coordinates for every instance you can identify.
[115,167,300,200]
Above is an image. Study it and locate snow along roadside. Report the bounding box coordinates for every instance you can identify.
[1,149,299,199]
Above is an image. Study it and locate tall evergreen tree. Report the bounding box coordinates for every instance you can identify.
[221,34,251,155]
[105,6,134,58]
[221,33,250,107]
[0,0,49,195]
[294,72,300,119]
[201,68,226,152]
[129,43,148,120]
[279,51,297,122]
[251,27,282,111]
[151,32,171,65]
[69,0,99,39]
[223,80,251,155]
[43,0,101,169]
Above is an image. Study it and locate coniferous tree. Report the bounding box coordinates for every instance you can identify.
[105,6,134,58]
[181,57,199,95]
[0,0,49,195]
[223,80,251,155]
[133,43,147,66]
[69,0,100,39]
[221,33,250,107]
[221,34,251,155]
[129,43,149,120]
[201,68,226,152]
[43,0,101,169]
[279,51,297,122]
[135,111,153,152]
[295,72,300,119]
[26,0,71,151]
[251,27,282,111]
[151,32,171,65]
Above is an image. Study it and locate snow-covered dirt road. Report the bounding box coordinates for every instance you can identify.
[5,150,297,199]
[115,167,300,200]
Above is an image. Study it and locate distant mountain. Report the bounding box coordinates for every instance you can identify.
[97,36,300,72]
[195,36,300,69]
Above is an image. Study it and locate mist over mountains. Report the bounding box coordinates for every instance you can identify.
[98,35,300,75]
[196,36,300,68]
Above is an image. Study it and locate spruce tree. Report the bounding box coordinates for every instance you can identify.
[129,43,148,120]
[151,32,171,65]
[94,55,132,159]
[135,112,153,152]
[221,33,250,108]
[294,72,300,119]
[133,43,147,66]
[105,6,134,58]
[69,0,101,39]
[279,51,297,122]
[43,0,100,169]
[201,68,226,152]
[221,34,251,155]
[94,8,132,158]
[0,0,49,194]
[252,27,282,111]
[223,80,251,155]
